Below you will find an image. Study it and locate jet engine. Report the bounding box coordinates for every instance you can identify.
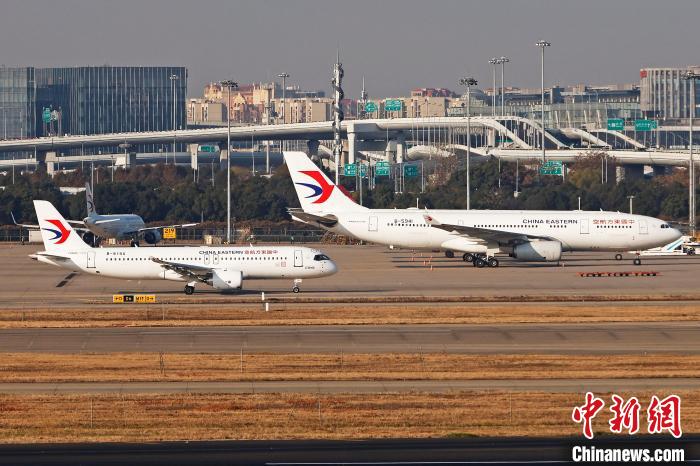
[143,230,162,245]
[512,241,562,262]
[209,269,243,291]
[82,231,96,246]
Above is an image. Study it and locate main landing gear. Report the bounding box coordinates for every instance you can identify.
[463,253,499,268]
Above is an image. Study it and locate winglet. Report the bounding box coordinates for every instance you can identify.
[423,213,441,226]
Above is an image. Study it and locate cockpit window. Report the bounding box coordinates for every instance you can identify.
[313,254,330,261]
[661,224,671,229]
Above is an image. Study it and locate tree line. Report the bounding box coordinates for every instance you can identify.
[0,153,691,226]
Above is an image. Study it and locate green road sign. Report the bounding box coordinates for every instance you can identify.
[385,99,403,112]
[539,160,563,176]
[199,145,217,153]
[343,163,357,177]
[375,161,390,176]
[404,164,418,177]
[42,108,51,124]
[364,101,377,113]
[634,119,658,131]
[607,118,624,131]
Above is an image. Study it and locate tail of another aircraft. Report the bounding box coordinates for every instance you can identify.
[85,182,97,216]
[33,200,90,252]
[284,151,366,212]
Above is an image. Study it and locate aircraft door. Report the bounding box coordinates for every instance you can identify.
[580,218,589,234]
[86,251,96,268]
[294,249,303,267]
[369,216,378,232]
[639,220,648,235]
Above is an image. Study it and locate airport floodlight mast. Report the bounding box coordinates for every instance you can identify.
[499,56,509,116]
[488,58,498,117]
[683,69,699,237]
[278,72,289,150]
[220,79,238,244]
[332,53,345,184]
[169,74,179,165]
[459,76,478,210]
[536,40,551,164]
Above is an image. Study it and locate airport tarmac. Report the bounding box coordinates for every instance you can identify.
[0,322,698,354]
[2,243,700,307]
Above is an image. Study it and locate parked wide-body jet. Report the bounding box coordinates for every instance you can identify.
[284,151,681,267]
[30,200,337,294]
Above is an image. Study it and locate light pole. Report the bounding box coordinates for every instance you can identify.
[683,70,699,237]
[278,72,289,151]
[628,195,635,214]
[221,80,238,244]
[169,74,179,164]
[459,76,478,210]
[499,56,509,117]
[488,58,498,117]
[536,40,550,164]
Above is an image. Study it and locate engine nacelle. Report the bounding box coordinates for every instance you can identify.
[209,269,243,291]
[512,241,562,262]
[143,230,162,245]
[82,231,96,246]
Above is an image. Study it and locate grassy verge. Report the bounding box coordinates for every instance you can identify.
[1,303,699,328]
[1,353,699,382]
[1,390,699,443]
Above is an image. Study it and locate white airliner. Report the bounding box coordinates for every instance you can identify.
[30,200,337,294]
[14,183,196,246]
[284,151,682,267]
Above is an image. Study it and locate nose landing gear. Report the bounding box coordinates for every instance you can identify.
[184,281,196,295]
[292,278,302,293]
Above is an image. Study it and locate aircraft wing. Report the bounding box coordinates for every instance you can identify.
[134,223,198,233]
[12,212,86,229]
[423,214,551,245]
[287,208,338,227]
[150,256,213,282]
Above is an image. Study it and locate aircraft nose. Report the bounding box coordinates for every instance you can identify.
[672,228,683,241]
[327,260,338,275]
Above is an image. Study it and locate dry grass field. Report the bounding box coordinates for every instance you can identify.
[0,303,699,328]
[1,352,698,382]
[1,390,699,443]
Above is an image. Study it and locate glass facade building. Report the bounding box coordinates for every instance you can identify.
[0,67,36,140]
[0,66,187,151]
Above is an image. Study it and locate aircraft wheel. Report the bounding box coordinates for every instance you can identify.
[633,258,642,266]
[463,253,474,263]
[184,285,195,295]
[487,257,499,268]
[475,258,487,268]
[615,253,623,261]
[445,251,455,259]
[688,249,696,256]
[292,286,301,293]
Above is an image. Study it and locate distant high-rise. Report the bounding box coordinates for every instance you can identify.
[640,67,699,120]
[0,66,187,145]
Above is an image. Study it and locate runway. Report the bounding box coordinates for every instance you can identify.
[1,322,698,354]
[2,377,700,395]
[0,437,696,465]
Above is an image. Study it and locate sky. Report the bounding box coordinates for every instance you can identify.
[0,0,698,99]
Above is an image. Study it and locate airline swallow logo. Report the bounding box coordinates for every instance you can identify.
[42,219,71,244]
[296,171,334,204]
